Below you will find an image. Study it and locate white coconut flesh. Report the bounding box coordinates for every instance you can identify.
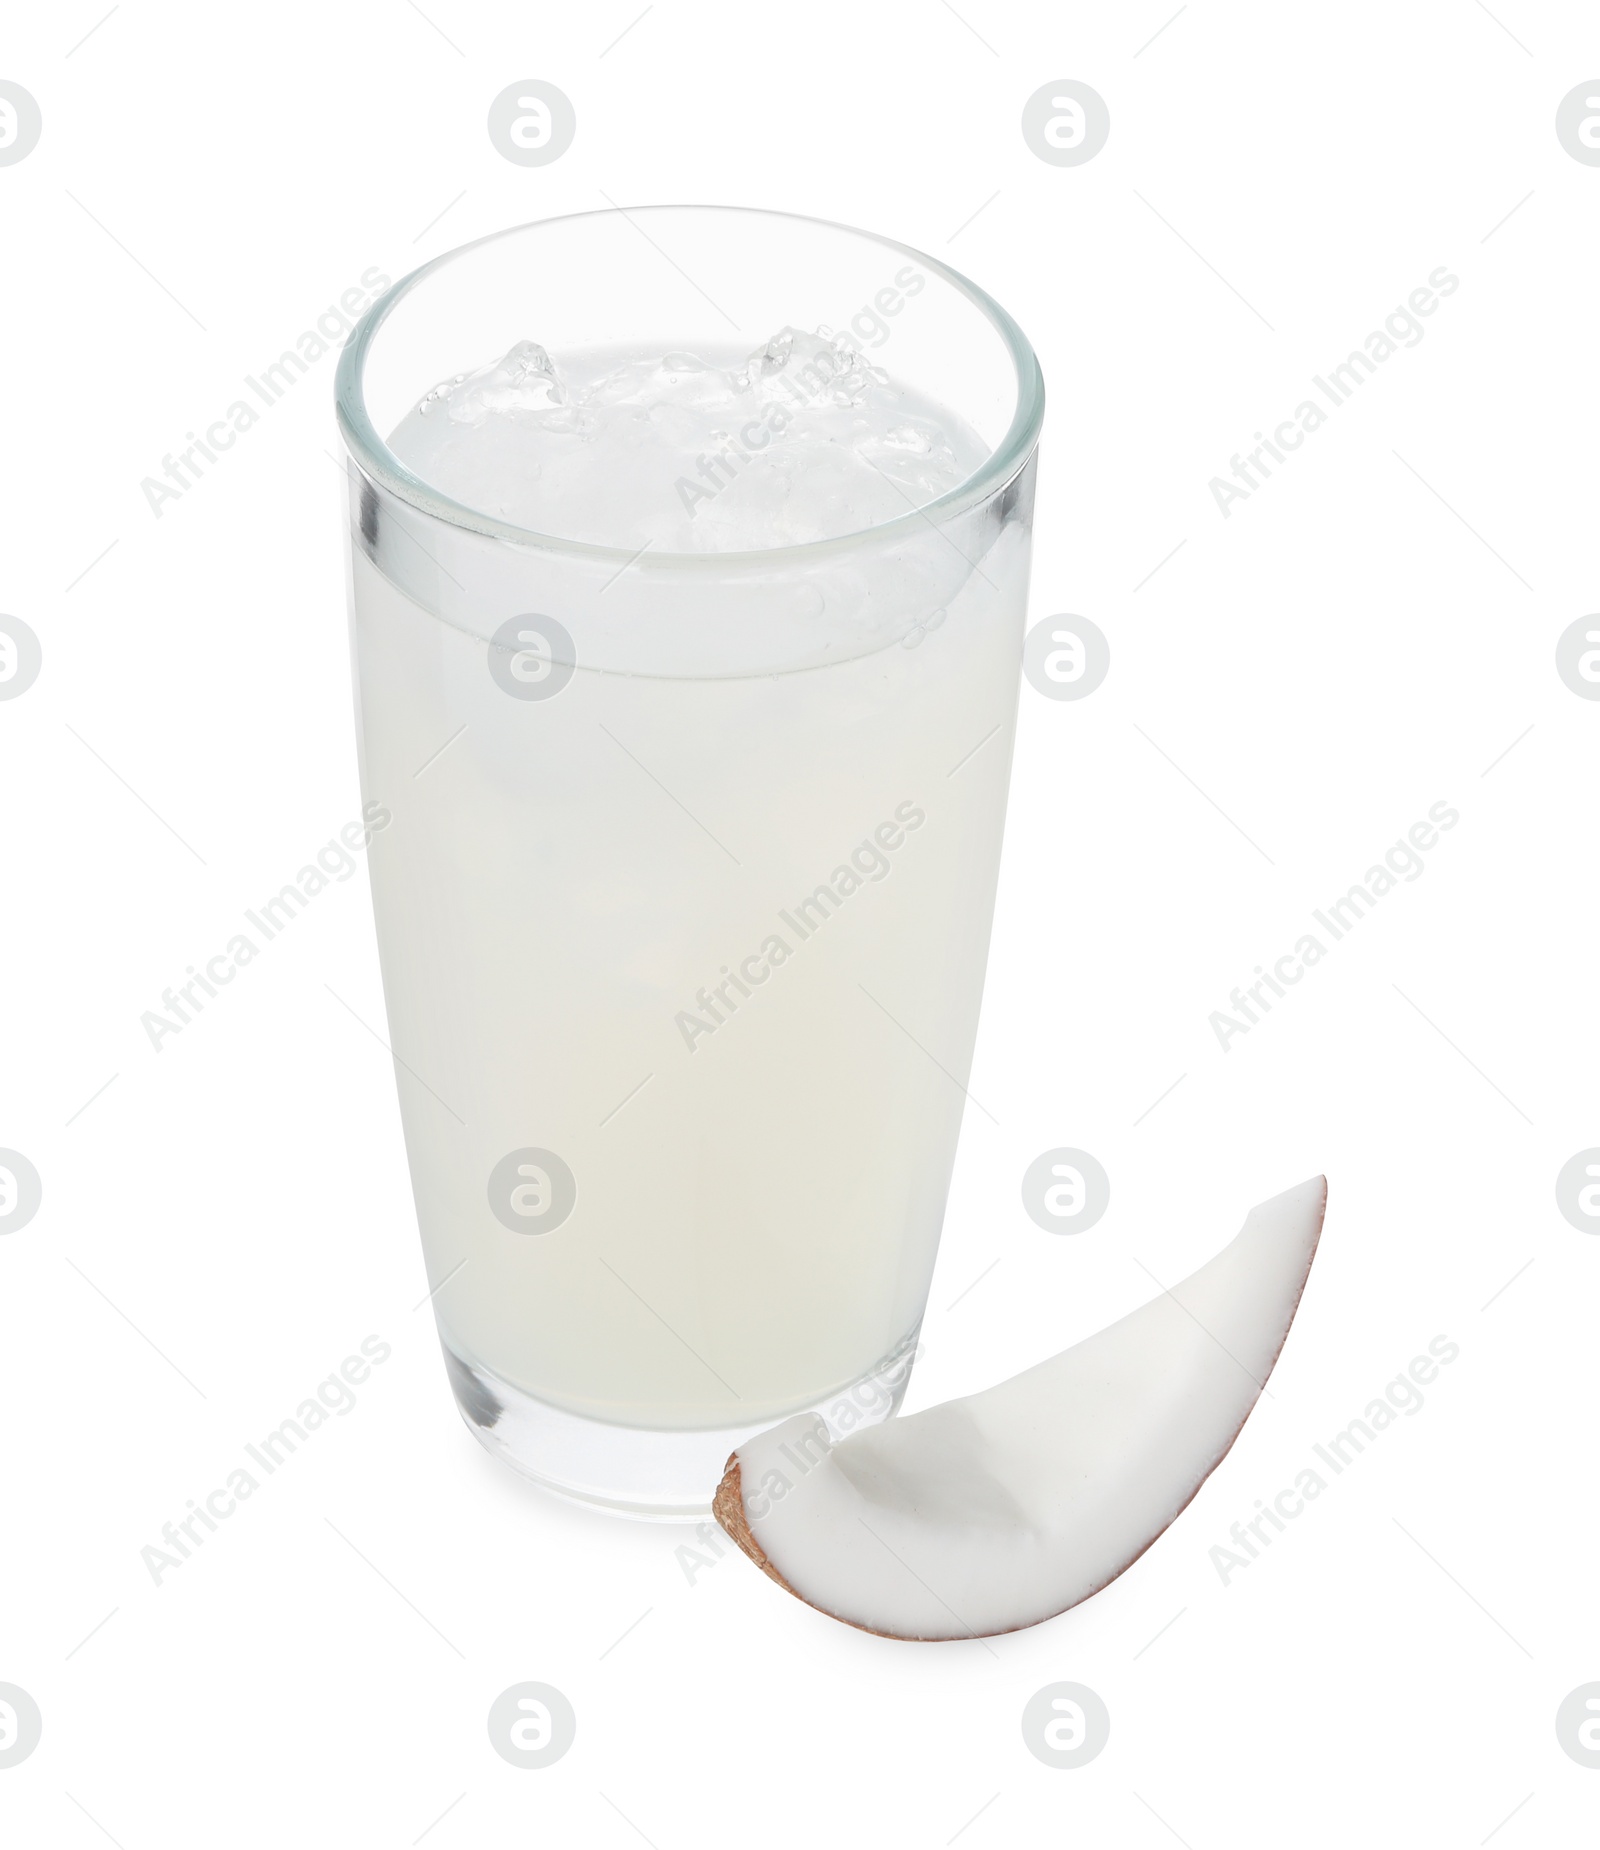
[714,1176,1326,1640]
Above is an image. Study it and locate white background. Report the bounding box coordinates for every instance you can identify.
[2,1,1597,1842]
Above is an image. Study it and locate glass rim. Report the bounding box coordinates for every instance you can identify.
[334,204,1045,571]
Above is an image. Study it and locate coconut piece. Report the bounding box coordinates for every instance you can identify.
[713,1176,1326,1640]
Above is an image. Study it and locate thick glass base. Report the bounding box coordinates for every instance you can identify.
[439,1330,920,1521]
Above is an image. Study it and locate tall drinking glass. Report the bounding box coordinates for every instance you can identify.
[335,208,1043,1516]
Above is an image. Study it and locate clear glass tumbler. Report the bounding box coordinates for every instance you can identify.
[335,207,1043,1517]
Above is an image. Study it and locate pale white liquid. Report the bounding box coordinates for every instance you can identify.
[387,329,987,551]
[352,337,1026,1431]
